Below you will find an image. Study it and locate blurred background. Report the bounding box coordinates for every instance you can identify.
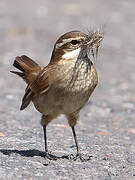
[0,0,135,179]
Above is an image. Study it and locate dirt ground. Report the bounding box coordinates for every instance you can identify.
[0,0,135,179]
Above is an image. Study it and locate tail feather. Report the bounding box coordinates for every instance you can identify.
[13,57,25,72]
[13,55,40,73]
[10,71,24,78]
[11,55,41,110]
[11,55,41,83]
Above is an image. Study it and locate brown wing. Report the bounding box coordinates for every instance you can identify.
[11,55,56,110]
[28,64,56,97]
[11,55,42,110]
[20,87,34,110]
[21,65,53,110]
[30,67,49,94]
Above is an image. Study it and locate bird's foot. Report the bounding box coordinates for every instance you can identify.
[44,152,57,161]
[69,153,92,162]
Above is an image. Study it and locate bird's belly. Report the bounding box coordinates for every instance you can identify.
[33,64,98,115]
[34,86,91,115]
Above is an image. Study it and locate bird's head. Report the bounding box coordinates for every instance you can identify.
[50,30,103,63]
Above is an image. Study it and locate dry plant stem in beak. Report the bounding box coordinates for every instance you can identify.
[86,31,104,61]
[11,30,103,161]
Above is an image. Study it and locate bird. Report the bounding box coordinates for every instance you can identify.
[11,30,103,161]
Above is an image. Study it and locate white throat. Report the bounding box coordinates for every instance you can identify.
[62,48,81,60]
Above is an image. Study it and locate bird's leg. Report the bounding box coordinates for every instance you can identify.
[71,126,81,158]
[69,126,82,161]
[66,112,86,161]
[43,125,57,160]
[70,126,91,162]
[42,115,58,160]
[43,125,48,155]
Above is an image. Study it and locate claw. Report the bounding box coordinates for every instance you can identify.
[68,153,92,162]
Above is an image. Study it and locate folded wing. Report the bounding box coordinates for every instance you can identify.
[11,55,51,110]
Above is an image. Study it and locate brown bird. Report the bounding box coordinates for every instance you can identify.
[11,30,103,161]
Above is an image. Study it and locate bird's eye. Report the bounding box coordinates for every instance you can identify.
[70,40,80,45]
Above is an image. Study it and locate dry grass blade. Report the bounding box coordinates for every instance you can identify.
[87,28,104,60]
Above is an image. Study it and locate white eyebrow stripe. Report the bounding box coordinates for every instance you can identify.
[56,41,66,49]
[62,48,81,59]
[56,37,83,49]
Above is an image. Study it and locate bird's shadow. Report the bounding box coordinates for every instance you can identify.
[0,149,69,160]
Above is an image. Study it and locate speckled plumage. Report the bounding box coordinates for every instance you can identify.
[11,30,103,161]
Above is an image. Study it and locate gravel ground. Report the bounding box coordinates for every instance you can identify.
[0,0,135,179]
